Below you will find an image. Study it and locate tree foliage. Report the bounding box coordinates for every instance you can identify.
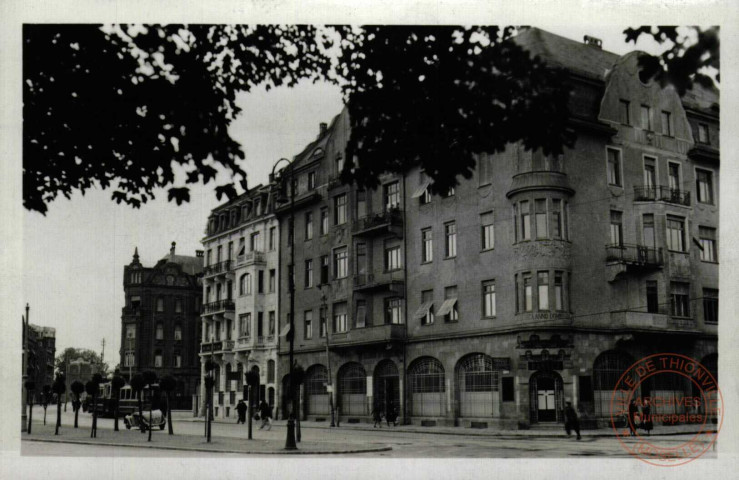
[55,347,108,377]
[624,26,719,96]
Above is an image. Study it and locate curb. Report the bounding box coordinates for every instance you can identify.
[175,418,716,439]
[22,437,392,455]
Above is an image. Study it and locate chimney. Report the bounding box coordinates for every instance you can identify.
[196,250,204,258]
[170,241,176,259]
[319,122,328,136]
[583,35,602,49]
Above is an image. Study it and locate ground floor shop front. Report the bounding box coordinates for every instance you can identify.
[278,330,717,429]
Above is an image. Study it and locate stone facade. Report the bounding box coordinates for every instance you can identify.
[273,27,719,429]
[26,324,56,403]
[120,243,203,409]
[199,183,280,419]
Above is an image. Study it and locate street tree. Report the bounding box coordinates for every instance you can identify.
[41,385,51,425]
[85,379,99,438]
[24,380,35,434]
[70,380,85,428]
[130,373,145,433]
[54,347,109,378]
[110,375,126,432]
[159,375,176,435]
[142,370,158,442]
[52,373,66,435]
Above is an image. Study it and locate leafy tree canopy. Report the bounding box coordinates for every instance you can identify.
[24,25,719,213]
[55,347,108,377]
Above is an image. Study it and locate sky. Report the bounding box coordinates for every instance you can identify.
[21,25,672,368]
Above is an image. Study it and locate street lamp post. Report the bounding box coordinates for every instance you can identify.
[320,287,336,427]
[21,303,29,431]
[272,158,297,450]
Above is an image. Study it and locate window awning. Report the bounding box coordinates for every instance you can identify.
[436,298,457,317]
[279,323,292,337]
[412,301,434,320]
[411,180,431,198]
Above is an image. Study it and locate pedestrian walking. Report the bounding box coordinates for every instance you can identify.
[371,402,383,428]
[258,400,272,430]
[564,401,581,440]
[236,400,247,424]
[641,399,653,436]
[386,401,398,427]
[628,399,638,436]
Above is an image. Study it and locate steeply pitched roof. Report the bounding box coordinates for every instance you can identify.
[514,27,719,114]
[158,254,203,275]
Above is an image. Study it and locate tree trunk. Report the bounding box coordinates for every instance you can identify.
[114,396,119,432]
[43,406,47,425]
[167,393,173,435]
[91,394,97,438]
[55,398,61,435]
[147,396,153,442]
[74,400,79,428]
[247,385,252,440]
[27,397,33,434]
[138,396,144,433]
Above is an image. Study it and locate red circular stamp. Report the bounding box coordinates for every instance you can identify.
[610,353,722,466]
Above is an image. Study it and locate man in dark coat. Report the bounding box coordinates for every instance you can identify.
[628,399,639,436]
[236,400,247,424]
[258,400,272,430]
[564,401,582,440]
[641,399,653,436]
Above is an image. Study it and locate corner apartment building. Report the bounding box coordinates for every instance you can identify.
[199,184,280,419]
[278,27,718,428]
[26,324,56,402]
[120,243,203,409]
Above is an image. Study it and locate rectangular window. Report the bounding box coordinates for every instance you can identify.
[478,152,493,186]
[647,280,659,314]
[243,313,252,337]
[269,269,276,293]
[319,307,327,337]
[257,312,264,337]
[502,377,515,402]
[643,214,656,248]
[175,298,182,313]
[304,310,313,339]
[670,282,690,317]
[124,352,136,367]
[334,194,347,225]
[320,255,329,284]
[335,154,344,174]
[610,210,623,246]
[703,289,718,324]
[619,100,630,125]
[535,199,548,239]
[422,228,433,263]
[520,201,531,240]
[355,242,367,277]
[304,259,314,288]
[643,156,656,189]
[305,212,313,240]
[384,181,401,210]
[291,178,298,197]
[420,187,432,205]
[696,169,714,204]
[698,123,709,143]
[385,297,404,325]
[154,354,163,368]
[217,245,222,263]
[523,273,533,312]
[641,104,651,130]
[483,281,496,318]
[666,215,685,252]
[442,186,455,198]
[554,272,564,311]
[320,207,329,235]
[257,270,264,294]
[551,200,562,239]
[481,212,495,250]
[661,111,672,136]
[308,171,316,190]
[513,205,519,241]
[445,222,457,258]
[668,162,681,191]
[250,232,261,252]
[439,286,459,322]
[699,227,717,262]
[269,227,276,250]
[334,247,348,279]
[333,302,348,333]
[420,289,435,325]
[385,244,402,271]
[537,271,549,311]
[227,242,233,261]
[356,190,367,218]
[269,311,275,335]
[355,300,367,328]
[579,376,594,403]
[607,148,622,186]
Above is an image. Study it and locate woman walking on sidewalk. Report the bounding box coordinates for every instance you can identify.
[372,402,383,428]
[564,401,582,440]
[236,400,247,425]
[258,400,272,430]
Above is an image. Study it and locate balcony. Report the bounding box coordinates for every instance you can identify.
[330,323,406,348]
[352,209,404,237]
[327,175,345,191]
[610,311,700,334]
[201,341,222,354]
[633,186,691,206]
[606,244,663,267]
[204,260,233,278]
[122,306,145,316]
[274,191,322,216]
[353,271,405,294]
[236,250,266,266]
[506,171,574,198]
[201,299,235,316]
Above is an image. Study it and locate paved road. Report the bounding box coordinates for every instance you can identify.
[25,406,717,459]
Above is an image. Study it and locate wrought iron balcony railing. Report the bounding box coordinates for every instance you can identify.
[633,186,691,206]
[605,243,663,267]
[204,260,233,277]
[352,209,404,237]
[201,299,235,315]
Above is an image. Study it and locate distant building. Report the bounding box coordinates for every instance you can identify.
[120,243,203,409]
[199,183,281,419]
[26,324,56,403]
[64,358,101,401]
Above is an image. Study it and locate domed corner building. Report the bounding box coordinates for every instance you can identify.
[268,27,717,429]
[120,242,204,411]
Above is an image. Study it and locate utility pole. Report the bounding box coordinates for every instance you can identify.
[101,338,105,366]
[321,287,336,427]
[21,303,29,431]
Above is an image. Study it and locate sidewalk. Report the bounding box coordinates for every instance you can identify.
[22,424,391,455]
[175,414,717,439]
